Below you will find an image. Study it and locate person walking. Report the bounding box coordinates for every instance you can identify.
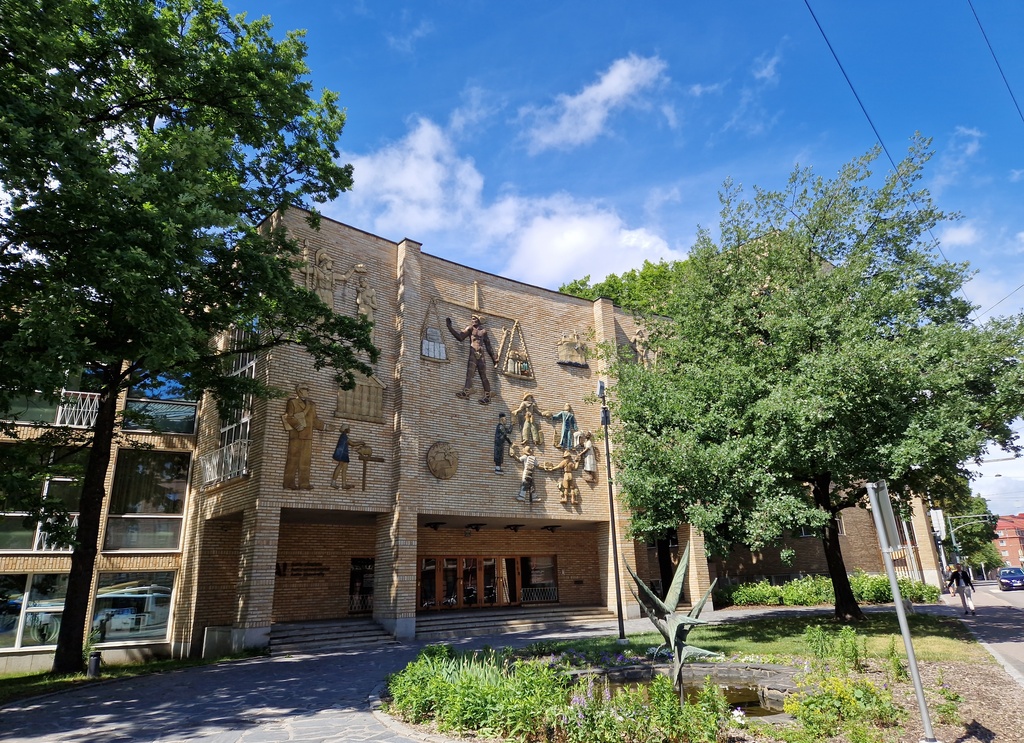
[947,563,977,616]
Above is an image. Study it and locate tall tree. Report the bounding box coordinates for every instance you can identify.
[600,139,1024,621]
[0,0,375,673]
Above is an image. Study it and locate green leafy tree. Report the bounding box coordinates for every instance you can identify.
[602,139,1024,621]
[560,260,691,316]
[0,0,375,673]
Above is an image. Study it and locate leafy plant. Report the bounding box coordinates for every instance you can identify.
[885,636,909,682]
[784,676,904,739]
[934,670,963,726]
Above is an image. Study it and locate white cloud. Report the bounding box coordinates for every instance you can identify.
[331,118,483,237]
[939,221,980,248]
[719,44,786,137]
[660,104,679,129]
[1016,231,1024,253]
[688,82,725,97]
[965,271,1024,320]
[498,195,682,287]
[325,116,687,289]
[932,126,985,194]
[521,54,668,154]
[1010,169,1024,183]
[386,19,433,53]
[448,86,503,136]
[752,52,782,84]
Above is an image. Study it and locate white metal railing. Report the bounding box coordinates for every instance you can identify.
[521,586,559,603]
[54,391,101,428]
[198,440,250,488]
[33,514,78,552]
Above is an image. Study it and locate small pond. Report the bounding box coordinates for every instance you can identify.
[573,662,800,718]
[608,679,779,717]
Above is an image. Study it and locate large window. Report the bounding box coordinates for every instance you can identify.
[0,571,175,649]
[123,372,197,435]
[0,446,85,553]
[0,573,70,649]
[104,450,190,551]
[92,571,174,643]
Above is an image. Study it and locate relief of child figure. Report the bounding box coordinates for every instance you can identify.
[544,450,581,505]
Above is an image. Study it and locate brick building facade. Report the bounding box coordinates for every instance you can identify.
[0,211,941,672]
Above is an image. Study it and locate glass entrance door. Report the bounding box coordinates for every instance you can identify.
[417,555,527,610]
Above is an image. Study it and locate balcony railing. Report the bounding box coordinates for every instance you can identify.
[54,391,101,428]
[521,586,559,603]
[348,593,374,613]
[198,440,250,489]
[34,514,79,552]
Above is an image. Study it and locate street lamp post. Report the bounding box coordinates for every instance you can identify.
[598,381,626,642]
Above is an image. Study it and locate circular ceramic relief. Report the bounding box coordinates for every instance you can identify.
[425,441,458,480]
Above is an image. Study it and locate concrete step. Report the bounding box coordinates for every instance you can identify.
[269,618,399,655]
[415,605,617,640]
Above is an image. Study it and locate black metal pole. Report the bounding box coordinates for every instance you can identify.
[601,397,627,641]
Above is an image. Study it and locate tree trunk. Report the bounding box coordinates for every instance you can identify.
[51,379,119,674]
[812,472,865,622]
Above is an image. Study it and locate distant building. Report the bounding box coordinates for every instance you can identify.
[993,514,1024,568]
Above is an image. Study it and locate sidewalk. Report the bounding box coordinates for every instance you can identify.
[936,581,1024,686]
[2,596,1021,743]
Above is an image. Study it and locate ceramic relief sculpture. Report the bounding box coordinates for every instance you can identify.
[303,244,336,308]
[556,330,588,367]
[493,412,514,474]
[354,274,377,325]
[446,315,498,404]
[632,327,652,368]
[496,320,533,379]
[331,424,384,491]
[543,450,581,505]
[512,393,543,447]
[334,372,386,424]
[579,431,598,483]
[544,403,578,450]
[426,441,459,479]
[330,424,367,489]
[282,382,335,490]
[420,298,448,360]
[510,443,538,502]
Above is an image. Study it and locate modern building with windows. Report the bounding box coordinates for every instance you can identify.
[0,210,941,671]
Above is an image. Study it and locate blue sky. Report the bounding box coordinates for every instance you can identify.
[227,1,1024,515]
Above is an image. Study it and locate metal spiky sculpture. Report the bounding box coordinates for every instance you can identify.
[624,543,720,691]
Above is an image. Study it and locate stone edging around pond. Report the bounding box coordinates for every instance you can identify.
[567,661,801,712]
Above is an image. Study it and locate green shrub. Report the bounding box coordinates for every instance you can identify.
[389,644,734,743]
[725,572,940,608]
[784,676,904,739]
[780,575,835,606]
[729,580,784,606]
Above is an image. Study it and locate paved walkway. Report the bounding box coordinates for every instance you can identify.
[3,595,1022,743]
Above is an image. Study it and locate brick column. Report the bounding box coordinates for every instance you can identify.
[680,524,715,613]
[374,507,418,638]
[232,504,280,649]
[376,236,426,640]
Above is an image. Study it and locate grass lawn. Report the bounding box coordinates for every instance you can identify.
[519,611,986,666]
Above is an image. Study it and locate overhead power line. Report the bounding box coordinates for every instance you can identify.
[968,0,1024,128]
[802,0,978,320]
